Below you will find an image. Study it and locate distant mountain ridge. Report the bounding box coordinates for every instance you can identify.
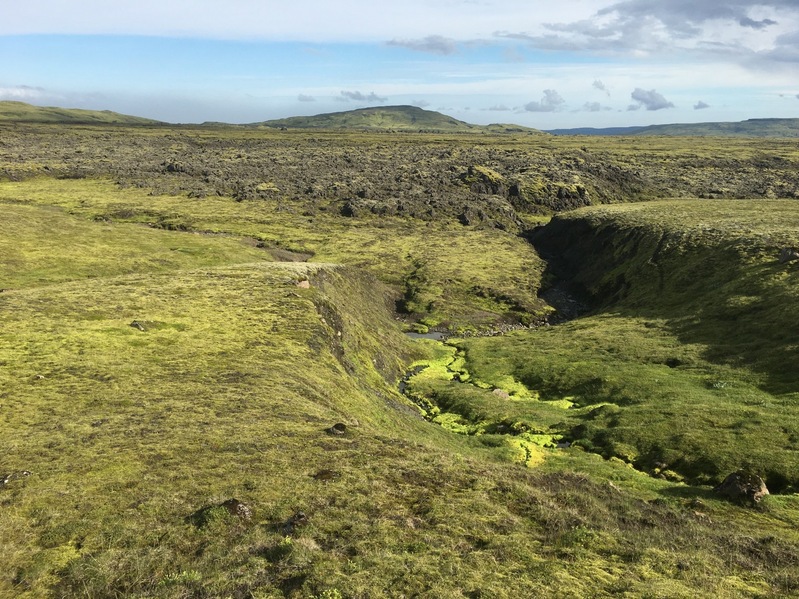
[253,105,543,134]
[2,100,796,137]
[546,118,799,137]
[0,101,163,125]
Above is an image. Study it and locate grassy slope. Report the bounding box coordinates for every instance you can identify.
[255,106,543,134]
[8,191,799,598]
[435,200,799,491]
[0,179,548,331]
[548,118,799,137]
[1,127,799,596]
[0,101,162,125]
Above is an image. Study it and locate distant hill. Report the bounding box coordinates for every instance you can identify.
[254,105,543,134]
[547,118,799,137]
[0,101,163,125]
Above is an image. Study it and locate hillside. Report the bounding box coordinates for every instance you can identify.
[0,100,163,125]
[547,118,799,137]
[254,105,542,134]
[1,124,799,597]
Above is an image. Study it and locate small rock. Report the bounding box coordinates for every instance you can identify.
[312,469,339,481]
[220,498,252,520]
[326,423,347,435]
[296,280,311,289]
[1,470,31,487]
[779,248,799,264]
[187,498,252,526]
[130,320,146,331]
[692,511,712,524]
[492,388,510,399]
[713,470,769,503]
[282,511,309,535]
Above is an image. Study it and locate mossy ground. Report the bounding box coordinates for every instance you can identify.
[1,125,799,597]
[0,178,546,331]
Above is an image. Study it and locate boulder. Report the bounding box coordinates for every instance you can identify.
[220,498,252,520]
[713,471,769,503]
[779,248,799,264]
[326,423,347,435]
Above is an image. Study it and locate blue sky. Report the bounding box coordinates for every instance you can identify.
[1,0,798,127]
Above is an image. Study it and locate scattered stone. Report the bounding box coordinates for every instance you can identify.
[130,320,146,331]
[282,511,309,535]
[492,388,510,400]
[713,471,769,504]
[326,423,347,435]
[687,498,706,510]
[220,498,252,520]
[312,469,339,481]
[692,511,712,524]
[187,498,252,526]
[779,248,799,263]
[1,471,31,487]
[296,280,311,289]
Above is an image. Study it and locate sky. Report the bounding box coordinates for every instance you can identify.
[1,0,798,128]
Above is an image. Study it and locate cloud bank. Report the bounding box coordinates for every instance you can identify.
[387,35,458,55]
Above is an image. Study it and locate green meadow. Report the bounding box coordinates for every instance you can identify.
[1,121,799,598]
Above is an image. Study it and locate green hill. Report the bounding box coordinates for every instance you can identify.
[547,118,799,137]
[0,100,163,125]
[2,125,799,597]
[255,105,542,134]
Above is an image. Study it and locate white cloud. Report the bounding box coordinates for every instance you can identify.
[592,79,610,96]
[387,35,458,55]
[0,1,607,41]
[338,90,388,103]
[524,89,565,112]
[0,85,50,101]
[630,88,674,110]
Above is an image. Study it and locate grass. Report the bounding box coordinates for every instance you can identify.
[407,200,799,492]
[1,123,799,597]
[0,178,547,331]
[0,101,162,125]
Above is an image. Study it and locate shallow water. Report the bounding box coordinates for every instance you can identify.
[405,331,446,341]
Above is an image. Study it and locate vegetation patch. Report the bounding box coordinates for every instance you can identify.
[2,122,799,597]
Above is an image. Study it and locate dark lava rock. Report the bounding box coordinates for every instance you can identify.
[312,469,339,481]
[714,471,769,503]
[220,498,252,520]
[1,470,31,487]
[779,247,799,263]
[282,511,309,535]
[187,498,252,526]
[326,423,347,435]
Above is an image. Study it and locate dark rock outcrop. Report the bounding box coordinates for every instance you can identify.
[779,247,799,263]
[714,471,769,503]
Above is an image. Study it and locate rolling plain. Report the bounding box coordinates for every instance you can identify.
[1,105,799,598]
